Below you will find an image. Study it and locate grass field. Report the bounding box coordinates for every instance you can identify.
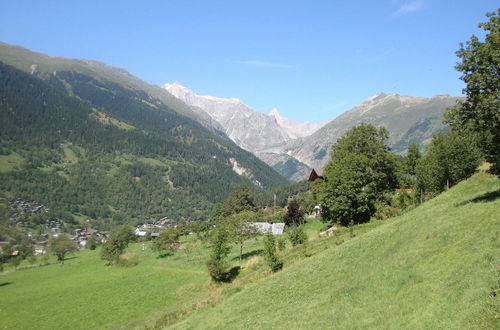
[1,170,498,329]
[171,170,500,329]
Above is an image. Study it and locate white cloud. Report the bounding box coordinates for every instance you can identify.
[226,59,292,69]
[393,1,426,17]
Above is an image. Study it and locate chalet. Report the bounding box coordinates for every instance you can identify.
[308,168,325,182]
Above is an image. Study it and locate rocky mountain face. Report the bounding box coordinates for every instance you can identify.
[273,93,460,171]
[164,82,459,182]
[268,108,321,139]
[163,82,321,153]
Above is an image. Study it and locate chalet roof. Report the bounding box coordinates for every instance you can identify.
[308,168,325,182]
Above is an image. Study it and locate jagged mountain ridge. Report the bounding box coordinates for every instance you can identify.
[163,82,322,152]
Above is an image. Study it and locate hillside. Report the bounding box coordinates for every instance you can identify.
[0,60,287,231]
[0,41,225,137]
[278,93,459,171]
[172,169,499,329]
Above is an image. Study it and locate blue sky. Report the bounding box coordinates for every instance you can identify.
[0,1,497,123]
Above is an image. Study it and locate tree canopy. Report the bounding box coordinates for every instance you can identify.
[48,234,78,264]
[212,184,257,220]
[314,124,397,226]
[100,225,134,264]
[415,132,482,194]
[446,10,500,174]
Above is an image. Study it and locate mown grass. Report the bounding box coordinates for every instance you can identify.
[171,170,500,329]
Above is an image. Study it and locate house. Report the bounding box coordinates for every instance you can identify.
[134,228,148,237]
[308,168,325,182]
[247,222,285,235]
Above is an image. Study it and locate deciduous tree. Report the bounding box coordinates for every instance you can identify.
[48,234,78,264]
[314,124,397,225]
[446,10,500,174]
[100,225,134,264]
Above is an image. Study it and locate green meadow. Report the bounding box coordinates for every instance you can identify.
[172,170,500,329]
[1,169,498,329]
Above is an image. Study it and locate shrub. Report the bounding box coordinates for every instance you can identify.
[206,260,228,282]
[287,225,307,246]
[277,236,286,251]
[206,228,231,282]
[263,235,283,272]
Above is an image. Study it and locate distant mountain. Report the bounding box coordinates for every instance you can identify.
[274,93,460,171]
[268,108,321,139]
[163,82,322,152]
[164,82,459,182]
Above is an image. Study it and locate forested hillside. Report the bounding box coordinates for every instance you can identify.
[0,61,287,233]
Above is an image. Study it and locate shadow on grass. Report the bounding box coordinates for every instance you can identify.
[63,256,79,261]
[457,189,500,206]
[231,249,263,261]
[0,282,14,287]
[157,252,174,259]
[221,266,241,283]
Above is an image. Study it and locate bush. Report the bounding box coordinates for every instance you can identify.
[206,228,231,282]
[206,259,228,282]
[263,235,283,272]
[287,226,307,246]
[277,236,286,251]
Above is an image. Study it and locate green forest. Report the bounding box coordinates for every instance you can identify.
[0,61,287,238]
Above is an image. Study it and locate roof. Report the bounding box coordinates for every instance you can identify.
[308,168,324,182]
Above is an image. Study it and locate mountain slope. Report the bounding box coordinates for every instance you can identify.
[0,60,287,227]
[0,41,226,138]
[279,93,459,170]
[173,169,500,329]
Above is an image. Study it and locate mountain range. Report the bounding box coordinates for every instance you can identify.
[164,82,459,181]
[0,40,460,192]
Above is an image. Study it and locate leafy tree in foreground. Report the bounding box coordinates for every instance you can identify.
[206,228,232,282]
[263,234,282,272]
[314,124,397,226]
[416,132,482,194]
[48,234,78,264]
[100,225,134,264]
[286,225,307,246]
[446,9,500,174]
[283,199,304,227]
[219,210,259,261]
[152,228,180,256]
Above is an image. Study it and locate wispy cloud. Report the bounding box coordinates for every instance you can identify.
[393,1,427,17]
[225,59,292,69]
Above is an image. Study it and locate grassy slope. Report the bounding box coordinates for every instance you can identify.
[172,170,500,329]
